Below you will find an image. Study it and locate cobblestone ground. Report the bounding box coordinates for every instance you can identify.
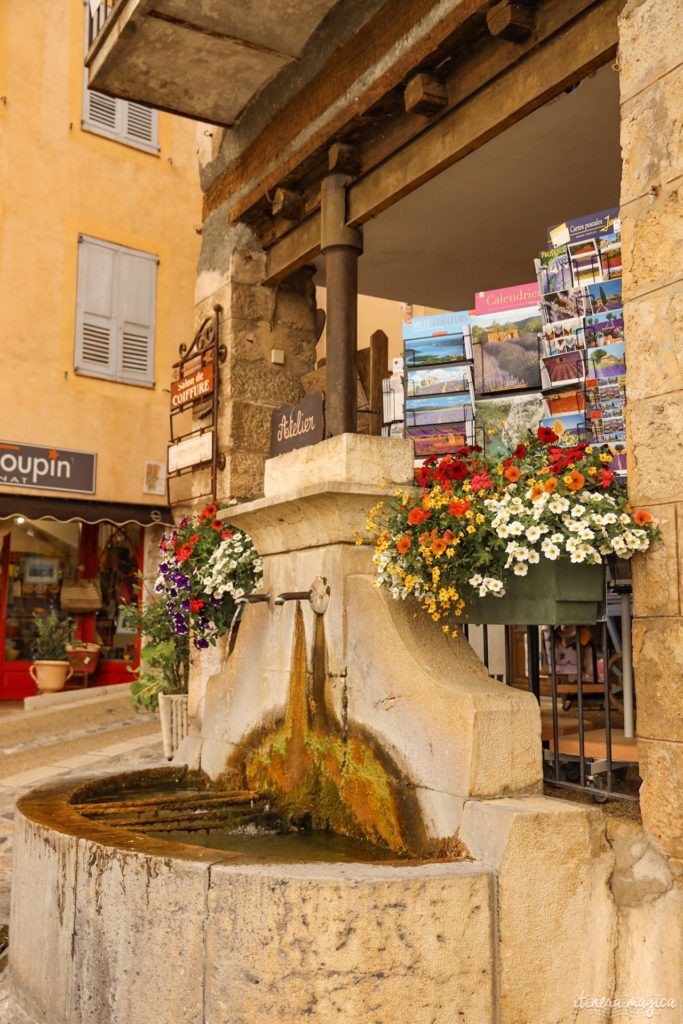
[0,693,165,1023]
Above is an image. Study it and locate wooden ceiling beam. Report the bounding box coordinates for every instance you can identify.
[265,0,619,284]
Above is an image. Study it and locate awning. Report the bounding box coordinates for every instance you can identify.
[0,494,173,527]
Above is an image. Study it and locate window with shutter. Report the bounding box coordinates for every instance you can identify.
[75,237,157,388]
[81,5,159,153]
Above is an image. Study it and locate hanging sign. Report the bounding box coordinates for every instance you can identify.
[170,363,214,409]
[0,440,96,494]
[168,433,213,473]
[271,391,325,456]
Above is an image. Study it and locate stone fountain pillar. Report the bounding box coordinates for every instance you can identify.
[181,433,543,848]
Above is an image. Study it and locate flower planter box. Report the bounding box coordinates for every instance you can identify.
[466,560,605,626]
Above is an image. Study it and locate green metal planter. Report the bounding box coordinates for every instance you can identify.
[465,560,605,626]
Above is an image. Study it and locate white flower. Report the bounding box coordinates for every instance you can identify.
[508,521,524,536]
[514,547,530,562]
[548,497,570,514]
[579,528,595,541]
[525,525,542,542]
[551,533,564,544]
[570,505,586,519]
[542,543,561,561]
[603,512,617,524]
[619,513,631,524]
[469,574,483,587]
[513,562,529,576]
[527,550,540,564]
[497,525,511,539]
[485,578,504,594]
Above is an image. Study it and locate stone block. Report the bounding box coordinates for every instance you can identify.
[627,392,683,504]
[225,399,273,454]
[205,861,496,1024]
[263,433,414,497]
[619,0,682,103]
[226,449,267,501]
[630,504,678,618]
[624,282,683,401]
[621,64,683,205]
[621,181,683,297]
[639,737,683,858]
[345,577,542,801]
[633,617,683,742]
[229,280,277,322]
[228,248,267,285]
[460,796,616,1024]
[229,359,303,406]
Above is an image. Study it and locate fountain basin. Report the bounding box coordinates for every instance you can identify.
[10,768,497,1024]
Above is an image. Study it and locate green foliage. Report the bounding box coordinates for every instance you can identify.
[129,594,189,712]
[32,611,75,661]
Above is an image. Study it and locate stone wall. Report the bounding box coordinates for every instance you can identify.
[179,200,318,508]
[620,0,683,859]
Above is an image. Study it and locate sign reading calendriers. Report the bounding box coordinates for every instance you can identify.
[0,440,96,494]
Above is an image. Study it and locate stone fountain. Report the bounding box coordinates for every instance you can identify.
[9,435,616,1024]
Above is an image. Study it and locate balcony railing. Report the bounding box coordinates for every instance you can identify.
[86,0,117,51]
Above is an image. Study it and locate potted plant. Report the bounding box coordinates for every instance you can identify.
[29,610,76,693]
[368,429,660,630]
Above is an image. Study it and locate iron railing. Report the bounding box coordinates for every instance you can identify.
[86,0,117,51]
[465,575,638,804]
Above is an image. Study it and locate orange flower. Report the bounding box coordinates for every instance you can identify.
[176,544,194,563]
[448,499,470,517]
[430,537,447,556]
[504,465,521,483]
[530,484,544,502]
[211,519,222,531]
[564,470,585,491]
[443,529,454,543]
[538,466,553,475]
[396,535,412,555]
[199,502,218,523]
[418,531,432,545]
[543,476,558,494]
[634,509,653,526]
[408,507,429,526]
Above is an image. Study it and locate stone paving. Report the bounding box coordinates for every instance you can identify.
[0,694,166,1022]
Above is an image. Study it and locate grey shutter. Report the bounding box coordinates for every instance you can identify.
[116,249,156,385]
[83,86,120,136]
[123,101,158,151]
[75,238,117,378]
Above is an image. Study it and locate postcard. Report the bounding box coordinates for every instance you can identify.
[471,304,542,396]
[406,364,473,399]
[585,341,626,381]
[586,278,623,314]
[404,329,472,368]
[584,309,624,347]
[568,238,604,287]
[544,389,585,416]
[405,392,474,427]
[541,288,588,323]
[407,423,474,458]
[535,246,573,295]
[474,392,545,458]
[539,411,587,442]
[541,317,586,356]
[402,309,470,342]
[541,350,585,390]
[599,232,622,280]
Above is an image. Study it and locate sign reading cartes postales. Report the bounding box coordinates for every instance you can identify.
[271,391,325,456]
[0,441,96,494]
[170,363,214,409]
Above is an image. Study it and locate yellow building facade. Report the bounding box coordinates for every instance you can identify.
[0,0,201,698]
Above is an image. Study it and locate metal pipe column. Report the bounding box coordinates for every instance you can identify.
[321,174,363,436]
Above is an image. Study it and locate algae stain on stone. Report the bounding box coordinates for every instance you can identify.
[245,603,425,855]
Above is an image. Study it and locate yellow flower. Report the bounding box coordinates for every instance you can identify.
[465,509,474,519]
[599,453,612,463]
[475,514,485,524]
[496,464,504,474]
[587,467,598,477]
[466,524,476,534]
[462,481,471,493]
[585,446,593,454]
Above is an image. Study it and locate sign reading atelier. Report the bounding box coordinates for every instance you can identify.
[170,363,214,409]
[0,440,96,494]
[271,391,325,456]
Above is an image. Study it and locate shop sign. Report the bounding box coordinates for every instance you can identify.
[0,440,96,494]
[167,432,213,473]
[271,391,325,456]
[170,364,214,409]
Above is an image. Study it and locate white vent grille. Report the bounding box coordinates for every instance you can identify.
[121,329,151,376]
[125,102,155,145]
[81,322,111,366]
[86,90,118,132]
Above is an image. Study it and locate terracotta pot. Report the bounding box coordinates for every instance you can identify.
[29,661,74,693]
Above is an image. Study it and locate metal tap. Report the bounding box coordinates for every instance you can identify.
[274,578,330,614]
[234,593,271,605]
[274,591,311,606]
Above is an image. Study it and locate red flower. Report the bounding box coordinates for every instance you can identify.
[190,598,205,613]
[415,466,433,487]
[538,427,559,443]
[199,502,218,523]
[449,499,470,517]
[513,444,527,459]
[435,457,468,483]
[211,519,222,531]
[188,533,200,544]
[176,544,193,563]
[470,472,493,491]
[598,468,615,488]
[160,537,168,551]
[408,507,430,526]
[221,529,234,541]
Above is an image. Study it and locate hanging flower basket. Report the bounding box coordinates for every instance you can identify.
[465,558,604,626]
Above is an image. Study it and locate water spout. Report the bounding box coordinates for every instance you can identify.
[274,591,312,606]
[228,593,271,653]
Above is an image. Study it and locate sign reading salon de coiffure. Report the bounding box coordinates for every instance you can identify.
[0,440,96,494]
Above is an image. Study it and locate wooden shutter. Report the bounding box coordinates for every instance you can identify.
[116,249,156,386]
[123,101,158,151]
[75,238,117,378]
